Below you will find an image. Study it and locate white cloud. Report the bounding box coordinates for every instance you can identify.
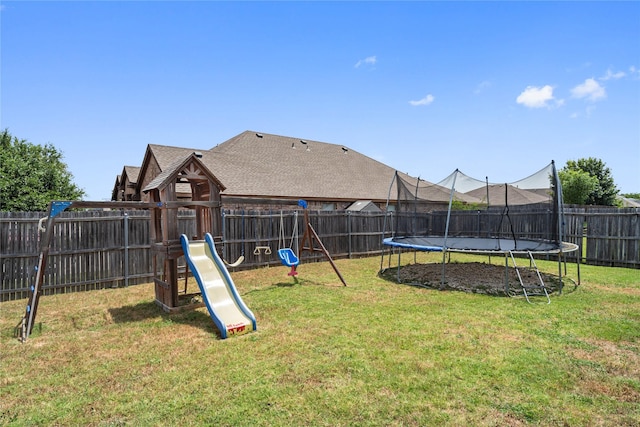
[571,78,606,102]
[570,105,597,119]
[600,68,626,81]
[516,85,556,108]
[474,80,492,95]
[354,56,377,68]
[409,94,435,106]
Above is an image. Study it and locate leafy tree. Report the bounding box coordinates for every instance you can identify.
[450,200,486,211]
[0,129,85,211]
[561,157,619,206]
[558,169,599,205]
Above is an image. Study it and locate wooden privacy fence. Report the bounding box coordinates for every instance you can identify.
[565,207,640,269]
[219,209,391,268]
[0,210,197,301]
[0,209,390,301]
[1,207,638,301]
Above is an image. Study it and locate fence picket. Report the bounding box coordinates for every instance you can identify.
[1,207,637,300]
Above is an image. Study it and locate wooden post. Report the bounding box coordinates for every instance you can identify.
[20,202,59,341]
[299,208,347,286]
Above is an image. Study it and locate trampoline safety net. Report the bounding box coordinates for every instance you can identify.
[387,161,565,253]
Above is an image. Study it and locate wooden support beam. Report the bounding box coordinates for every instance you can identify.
[298,209,347,286]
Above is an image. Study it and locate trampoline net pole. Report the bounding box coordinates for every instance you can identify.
[441,170,458,288]
[380,172,398,273]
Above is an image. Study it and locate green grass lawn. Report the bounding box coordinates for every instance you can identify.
[1,253,639,426]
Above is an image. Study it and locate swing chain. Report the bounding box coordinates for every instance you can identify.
[253,212,272,256]
[279,210,298,252]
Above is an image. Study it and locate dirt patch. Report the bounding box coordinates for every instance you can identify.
[380,262,563,297]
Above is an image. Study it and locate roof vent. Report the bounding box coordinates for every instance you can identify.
[300,140,307,144]
[342,147,348,153]
[256,133,263,138]
[193,151,203,158]
[291,142,296,149]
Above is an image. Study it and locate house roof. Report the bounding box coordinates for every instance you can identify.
[619,197,640,208]
[198,131,408,202]
[122,166,140,184]
[111,175,122,200]
[148,144,201,170]
[346,200,382,212]
[143,153,226,193]
[396,174,482,204]
[130,130,485,205]
[136,144,202,196]
[465,184,551,206]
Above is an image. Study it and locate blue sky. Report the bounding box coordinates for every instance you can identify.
[1,1,639,200]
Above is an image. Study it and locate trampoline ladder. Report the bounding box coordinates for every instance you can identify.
[509,251,550,304]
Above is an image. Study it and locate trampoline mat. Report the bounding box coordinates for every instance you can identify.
[384,236,577,254]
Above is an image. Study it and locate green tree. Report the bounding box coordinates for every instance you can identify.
[0,129,85,211]
[561,157,619,206]
[558,169,599,205]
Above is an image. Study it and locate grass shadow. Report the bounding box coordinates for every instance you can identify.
[167,309,221,338]
[108,300,221,338]
[274,280,297,287]
[108,300,162,323]
[276,277,327,287]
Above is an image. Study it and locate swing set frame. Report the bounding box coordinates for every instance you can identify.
[278,200,347,286]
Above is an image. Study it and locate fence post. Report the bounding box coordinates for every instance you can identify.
[221,210,227,263]
[123,212,129,287]
[347,210,352,259]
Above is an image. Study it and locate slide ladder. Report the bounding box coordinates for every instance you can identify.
[508,251,550,304]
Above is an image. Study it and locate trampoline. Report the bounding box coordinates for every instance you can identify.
[380,161,581,302]
[383,236,578,254]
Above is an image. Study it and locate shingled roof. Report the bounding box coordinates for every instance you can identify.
[143,153,225,193]
[111,175,121,200]
[198,131,406,202]
[128,130,468,205]
[136,144,202,197]
[465,184,551,206]
[143,154,191,193]
[147,144,201,169]
[122,166,140,185]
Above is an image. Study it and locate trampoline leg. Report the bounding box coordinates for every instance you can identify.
[440,250,447,290]
[504,254,509,295]
[558,254,563,294]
